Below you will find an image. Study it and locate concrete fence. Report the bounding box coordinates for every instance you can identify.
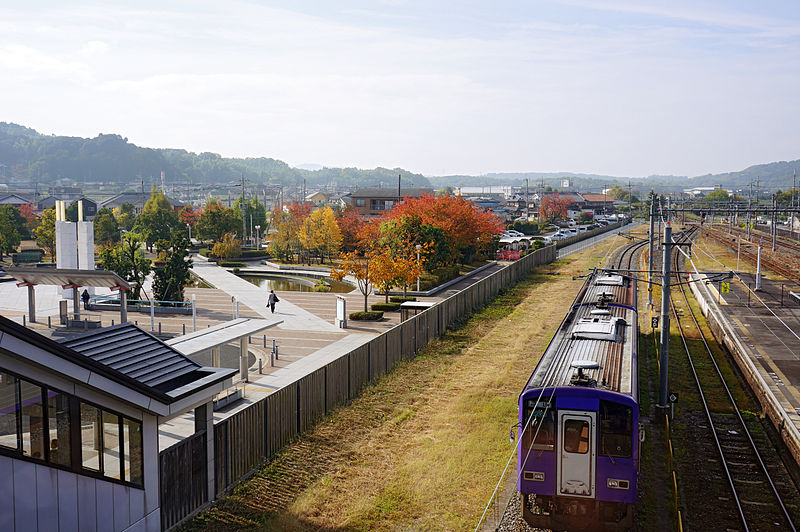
[159,244,558,529]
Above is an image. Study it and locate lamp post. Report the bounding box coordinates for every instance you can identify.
[186,223,191,242]
[416,244,422,292]
[255,225,261,250]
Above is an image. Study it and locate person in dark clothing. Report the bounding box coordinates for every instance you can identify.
[267,290,279,313]
[81,289,90,310]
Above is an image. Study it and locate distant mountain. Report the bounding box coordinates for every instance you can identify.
[0,122,430,189]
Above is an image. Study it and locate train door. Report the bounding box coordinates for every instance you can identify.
[557,410,596,498]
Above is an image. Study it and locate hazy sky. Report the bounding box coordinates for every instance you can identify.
[2,1,800,177]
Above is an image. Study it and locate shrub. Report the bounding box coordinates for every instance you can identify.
[198,248,214,257]
[212,233,242,259]
[432,265,460,284]
[371,302,401,311]
[218,261,246,268]
[349,311,384,321]
[241,249,266,258]
[390,296,417,303]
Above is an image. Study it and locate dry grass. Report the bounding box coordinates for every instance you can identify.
[185,235,627,532]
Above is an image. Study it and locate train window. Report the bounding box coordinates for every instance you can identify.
[522,406,555,451]
[600,401,633,458]
[563,419,590,454]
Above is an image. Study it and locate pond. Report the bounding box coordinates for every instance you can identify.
[238,274,354,293]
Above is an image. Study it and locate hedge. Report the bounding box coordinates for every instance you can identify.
[219,261,246,268]
[350,311,384,321]
[371,302,401,311]
[390,296,417,303]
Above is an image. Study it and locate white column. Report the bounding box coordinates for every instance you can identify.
[56,220,78,298]
[77,221,95,295]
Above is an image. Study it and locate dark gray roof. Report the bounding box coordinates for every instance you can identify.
[350,187,433,199]
[62,323,229,393]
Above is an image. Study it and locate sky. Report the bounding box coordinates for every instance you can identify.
[2,1,800,178]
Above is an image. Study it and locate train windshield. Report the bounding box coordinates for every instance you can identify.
[522,399,555,451]
[599,400,633,458]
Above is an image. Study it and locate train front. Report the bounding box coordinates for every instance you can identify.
[517,272,639,531]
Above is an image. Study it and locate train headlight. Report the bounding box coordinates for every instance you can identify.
[523,471,545,482]
[607,478,630,489]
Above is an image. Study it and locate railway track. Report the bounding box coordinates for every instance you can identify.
[670,229,799,531]
[701,225,800,284]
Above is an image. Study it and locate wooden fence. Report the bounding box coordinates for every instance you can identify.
[160,243,557,528]
[159,431,207,530]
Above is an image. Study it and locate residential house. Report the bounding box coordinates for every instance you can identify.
[348,188,433,216]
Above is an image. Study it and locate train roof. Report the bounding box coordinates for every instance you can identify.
[524,270,638,397]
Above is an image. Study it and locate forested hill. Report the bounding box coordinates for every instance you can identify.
[0,122,429,188]
[429,160,800,192]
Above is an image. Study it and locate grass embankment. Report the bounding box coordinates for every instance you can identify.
[185,236,625,531]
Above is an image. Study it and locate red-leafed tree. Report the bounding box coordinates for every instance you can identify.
[336,206,365,250]
[19,203,36,223]
[179,205,201,226]
[384,194,503,264]
[539,194,572,223]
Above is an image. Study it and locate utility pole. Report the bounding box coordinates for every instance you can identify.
[525,178,529,220]
[627,181,633,218]
[747,181,753,240]
[658,222,673,409]
[397,173,401,205]
[772,194,777,251]
[241,174,246,242]
[793,171,797,239]
[648,199,655,308]
[756,244,762,291]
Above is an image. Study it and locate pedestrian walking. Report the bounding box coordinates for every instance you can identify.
[267,290,279,314]
[81,289,90,310]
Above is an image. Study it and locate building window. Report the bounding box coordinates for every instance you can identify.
[355,199,365,206]
[0,367,143,487]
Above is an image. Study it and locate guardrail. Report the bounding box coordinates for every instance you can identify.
[88,295,194,315]
[158,244,558,529]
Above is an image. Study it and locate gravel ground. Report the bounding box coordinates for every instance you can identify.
[495,492,540,532]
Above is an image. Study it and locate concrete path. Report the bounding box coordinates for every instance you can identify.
[191,260,340,332]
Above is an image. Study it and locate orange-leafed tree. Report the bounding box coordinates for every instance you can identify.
[179,205,201,226]
[539,194,572,223]
[269,202,312,263]
[385,194,503,264]
[331,249,376,312]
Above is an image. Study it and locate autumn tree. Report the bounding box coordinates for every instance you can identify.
[385,194,503,264]
[336,206,366,250]
[114,202,136,231]
[268,202,311,263]
[299,207,342,264]
[34,208,56,259]
[212,233,242,259]
[179,205,201,227]
[153,235,192,303]
[331,249,376,312]
[539,194,572,223]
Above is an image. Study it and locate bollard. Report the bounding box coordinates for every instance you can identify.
[158,322,162,334]
[182,323,186,335]
[22,315,26,326]
[111,319,114,326]
[263,335,266,348]
[135,320,138,326]
[248,335,251,344]
[47,316,51,328]
[84,318,88,330]
[259,359,263,374]
[270,348,274,367]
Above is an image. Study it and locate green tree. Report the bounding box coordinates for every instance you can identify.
[114,202,136,231]
[94,207,120,246]
[196,200,240,242]
[0,206,22,258]
[153,235,192,302]
[702,189,732,202]
[133,187,183,251]
[234,195,268,240]
[34,208,56,259]
[98,232,151,300]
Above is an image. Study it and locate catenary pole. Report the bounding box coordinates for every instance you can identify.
[648,199,655,308]
[658,222,673,408]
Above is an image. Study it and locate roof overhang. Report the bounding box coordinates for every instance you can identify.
[5,267,131,290]
[166,317,283,355]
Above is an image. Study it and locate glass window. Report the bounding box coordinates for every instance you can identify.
[102,411,121,479]
[123,418,143,486]
[80,403,102,471]
[563,419,589,454]
[19,380,45,459]
[522,404,555,451]
[355,199,365,206]
[0,372,19,451]
[47,390,72,466]
[600,401,633,458]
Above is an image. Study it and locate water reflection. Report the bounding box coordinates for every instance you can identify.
[239,275,353,293]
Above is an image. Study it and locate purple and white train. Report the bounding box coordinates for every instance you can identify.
[518,269,639,531]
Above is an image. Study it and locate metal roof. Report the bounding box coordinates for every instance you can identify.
[166,318,281,355]
[62,323,232,393]
[350,187,433,199]
[5,267,130,289]
[525,271,638,395]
